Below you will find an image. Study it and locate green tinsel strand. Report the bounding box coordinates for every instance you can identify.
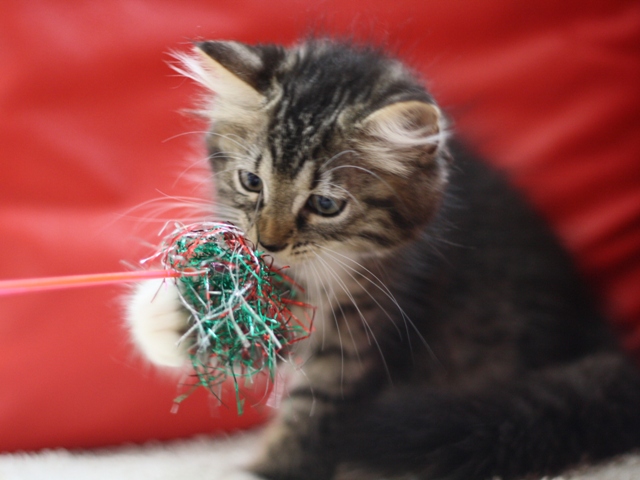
[155,222,313,411]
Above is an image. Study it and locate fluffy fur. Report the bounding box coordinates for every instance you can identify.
[4,431,640,480]
[127,39,640,479]
[127,278,188,368]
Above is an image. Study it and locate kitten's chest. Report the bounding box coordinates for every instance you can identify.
[290,254,368,313]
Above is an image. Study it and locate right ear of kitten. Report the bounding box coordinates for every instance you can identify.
[128,38,640,480]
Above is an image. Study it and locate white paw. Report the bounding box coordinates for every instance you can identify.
[126,279,191,367]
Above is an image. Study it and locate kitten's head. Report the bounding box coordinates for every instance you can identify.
[176,39,449,264]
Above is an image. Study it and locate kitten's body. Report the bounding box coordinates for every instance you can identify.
[128,40,640,479]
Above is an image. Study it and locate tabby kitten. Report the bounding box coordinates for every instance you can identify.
[127,39,640,480]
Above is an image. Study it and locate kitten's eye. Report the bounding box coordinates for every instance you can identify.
[307,195,345,216]
[239,170,263,192]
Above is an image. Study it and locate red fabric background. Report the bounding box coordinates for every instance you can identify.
[1,1,638,452]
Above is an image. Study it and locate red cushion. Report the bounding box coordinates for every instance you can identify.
[1,0,638,452]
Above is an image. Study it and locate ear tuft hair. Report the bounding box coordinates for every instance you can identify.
[358,101,449,175]
[169,41,269,124]
[364,101,444,149]
[195,41,265,90]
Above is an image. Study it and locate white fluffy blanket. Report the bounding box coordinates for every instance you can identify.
[1,429,639,480]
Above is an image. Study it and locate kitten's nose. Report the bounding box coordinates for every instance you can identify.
[259,242,288,253]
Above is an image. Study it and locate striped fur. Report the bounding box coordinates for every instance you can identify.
[169,39,640,480]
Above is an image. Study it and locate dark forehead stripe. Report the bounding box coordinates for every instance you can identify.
[267,42,411,175]
[269,88,345,174]
[263,40,437,181]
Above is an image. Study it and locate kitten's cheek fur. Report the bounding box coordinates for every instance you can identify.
[126,279,190,368]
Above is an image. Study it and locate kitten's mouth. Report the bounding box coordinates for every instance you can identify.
[244,226,314,265]
[253,241,289,264]
[258,244,316,267]
[258,243,288,255]
[262,248,303,265]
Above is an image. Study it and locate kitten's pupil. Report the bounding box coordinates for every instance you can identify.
[308,195,344,216]
[316,196,334,212]
[239,170,262,192]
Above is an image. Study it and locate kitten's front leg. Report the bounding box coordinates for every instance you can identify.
[250,316,384,480]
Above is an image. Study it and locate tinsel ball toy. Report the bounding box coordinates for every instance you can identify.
[0,221,312,411]
[147,222,314,407]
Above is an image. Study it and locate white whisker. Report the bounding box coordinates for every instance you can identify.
[207,132,257,156]
[322,181,363,211]
[162,130,211,143]
[317,247,403,338]
[322,164,404,206]
[306,259,351,390]
[319,149,356,169]
[246,190,263,231]
[312,252,392,383]
[316,244,436,361]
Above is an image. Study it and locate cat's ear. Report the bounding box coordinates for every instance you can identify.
[358,101,445,175]
[172,41,273,114]
[196,41,267,107]
[196,41,270,94]
[362,101,443,153]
